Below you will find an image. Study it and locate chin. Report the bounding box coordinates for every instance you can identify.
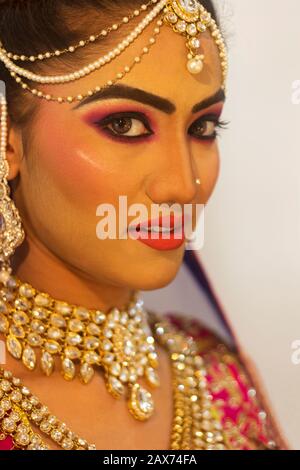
[128,263,182,292]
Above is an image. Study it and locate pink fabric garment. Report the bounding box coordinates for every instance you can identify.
[0,436,14,451]
[183,252,289,449]
[165,311,288,450]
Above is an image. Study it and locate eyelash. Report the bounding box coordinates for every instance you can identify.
[94,111,228,142]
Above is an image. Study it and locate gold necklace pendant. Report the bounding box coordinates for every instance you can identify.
[99,304,160,421]
[0,270,160,421]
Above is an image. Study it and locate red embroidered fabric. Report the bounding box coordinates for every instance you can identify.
[0,435,14,451]
[165,312,283,450]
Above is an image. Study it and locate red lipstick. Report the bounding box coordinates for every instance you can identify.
[128,214,185,251]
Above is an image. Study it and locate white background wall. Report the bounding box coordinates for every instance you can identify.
[200,0,300,449]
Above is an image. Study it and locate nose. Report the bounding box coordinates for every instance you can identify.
[146,137,199,206]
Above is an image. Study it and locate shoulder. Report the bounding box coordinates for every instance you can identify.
[155,311,286,450]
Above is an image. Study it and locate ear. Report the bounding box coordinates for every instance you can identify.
[5,114,24,181]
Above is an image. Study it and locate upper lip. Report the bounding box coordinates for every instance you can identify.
[130,214,185,232]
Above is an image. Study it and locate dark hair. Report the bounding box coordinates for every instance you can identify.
[0,0,218,128]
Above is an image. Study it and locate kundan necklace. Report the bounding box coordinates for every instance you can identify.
[0,270,160,422]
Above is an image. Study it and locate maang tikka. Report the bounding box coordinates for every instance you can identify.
[0,0,227,423]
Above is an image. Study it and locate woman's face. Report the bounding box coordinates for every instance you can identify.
[11,25,225,291]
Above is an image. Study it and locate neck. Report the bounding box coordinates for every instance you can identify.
[11,232,135,312]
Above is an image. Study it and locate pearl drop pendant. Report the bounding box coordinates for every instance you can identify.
[187,57,203,74]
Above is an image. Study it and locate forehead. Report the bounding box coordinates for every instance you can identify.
[123,26,223,103]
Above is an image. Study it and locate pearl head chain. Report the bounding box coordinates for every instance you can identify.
[0,0,228,104]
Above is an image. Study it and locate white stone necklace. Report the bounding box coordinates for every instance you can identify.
[0,272,160,422]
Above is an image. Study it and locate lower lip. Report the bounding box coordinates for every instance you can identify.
[129,226,185,251]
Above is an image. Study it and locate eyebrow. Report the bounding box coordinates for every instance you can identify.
[72,84,225,114]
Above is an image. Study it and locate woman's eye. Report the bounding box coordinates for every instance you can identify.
[189,115,228,140]
[108,117,147,137]
[194,120,216,137]
[96,113,153,140]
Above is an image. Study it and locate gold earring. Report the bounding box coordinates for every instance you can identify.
[0,85,25,272]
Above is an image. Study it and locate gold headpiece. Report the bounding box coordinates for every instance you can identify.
[0,0,227,104]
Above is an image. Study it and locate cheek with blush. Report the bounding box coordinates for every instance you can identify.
[33,110,126,211]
